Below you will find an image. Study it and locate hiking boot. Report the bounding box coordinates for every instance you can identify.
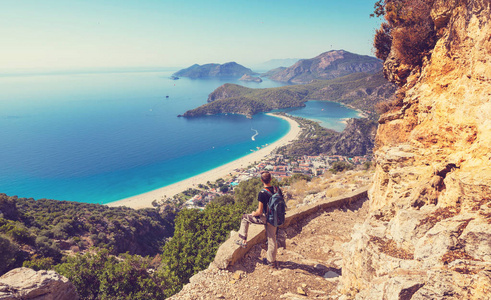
[263,258,278,269]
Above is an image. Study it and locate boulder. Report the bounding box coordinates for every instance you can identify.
[0,268,78,300]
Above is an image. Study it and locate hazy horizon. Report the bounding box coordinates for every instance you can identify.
[1,0,381,71]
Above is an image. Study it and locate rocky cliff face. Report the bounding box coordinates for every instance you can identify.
[341,0,491,299]
[269,50,383,83]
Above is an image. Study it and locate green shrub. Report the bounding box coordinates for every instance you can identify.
[280,173,312,186]
[23,255,55,271]
[159,202,243,294]
[0,235,20,275]
[0,221,34,245]
[56,250,166,300]
[329,161,355,173]
[372,0,436,68]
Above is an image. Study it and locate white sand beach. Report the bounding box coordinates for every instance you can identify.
[107,114,302,209]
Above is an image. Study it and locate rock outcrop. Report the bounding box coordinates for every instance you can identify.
[268,50,383,84]
[0,268,78,300]
[341,0,491,299]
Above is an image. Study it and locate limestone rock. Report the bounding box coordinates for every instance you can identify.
[0,268,78,300]
[342,0,491,298]
[296,286,307,296]
[460,219,491,261]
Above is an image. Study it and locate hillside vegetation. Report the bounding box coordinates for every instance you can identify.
[182,71,395,119]
[0,177,277,298]
[0,194,175,274]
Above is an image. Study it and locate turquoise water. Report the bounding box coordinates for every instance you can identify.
[282,100,360,132]
[0,70,359,204]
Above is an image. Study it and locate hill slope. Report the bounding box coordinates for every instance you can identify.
[169,177,371,300]
[266,50,383,83]
[275,116,378,157]
[0,194,175,274]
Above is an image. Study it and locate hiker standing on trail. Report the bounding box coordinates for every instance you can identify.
[236,171,281,269]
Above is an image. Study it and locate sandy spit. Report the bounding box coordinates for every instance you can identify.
[107,113,301,209]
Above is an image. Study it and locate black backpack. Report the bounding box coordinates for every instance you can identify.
[263,187,286,227]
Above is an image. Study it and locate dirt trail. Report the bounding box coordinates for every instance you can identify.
[171,196,369,299]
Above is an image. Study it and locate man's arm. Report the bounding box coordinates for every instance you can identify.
[251,201,264,217]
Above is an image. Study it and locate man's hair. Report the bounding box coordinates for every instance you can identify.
[261,171,272,184]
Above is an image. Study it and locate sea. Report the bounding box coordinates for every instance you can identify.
[0,69,360,204]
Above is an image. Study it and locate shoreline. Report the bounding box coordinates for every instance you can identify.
[107,113,302,210]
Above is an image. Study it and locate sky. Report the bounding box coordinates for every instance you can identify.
[0,0,381,71]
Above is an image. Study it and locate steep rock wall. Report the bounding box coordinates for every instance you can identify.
[342,1,491,299]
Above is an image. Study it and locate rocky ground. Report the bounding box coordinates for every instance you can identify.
[286,169,373,208]
[169,194,369,300]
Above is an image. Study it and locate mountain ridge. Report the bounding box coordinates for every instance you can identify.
[266,50,383,83]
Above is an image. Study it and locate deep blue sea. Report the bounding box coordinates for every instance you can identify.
[0,69,359,204]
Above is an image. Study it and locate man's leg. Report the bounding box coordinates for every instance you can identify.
[265,223,278,266]
[238,214,265,242]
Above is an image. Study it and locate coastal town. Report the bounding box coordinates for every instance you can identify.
[172,153,372,209]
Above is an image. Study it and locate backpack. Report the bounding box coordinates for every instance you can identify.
[263,187,286,227]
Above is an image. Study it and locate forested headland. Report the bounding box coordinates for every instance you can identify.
[181,71,395,119]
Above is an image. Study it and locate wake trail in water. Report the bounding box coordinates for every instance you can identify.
[251,128,259,141]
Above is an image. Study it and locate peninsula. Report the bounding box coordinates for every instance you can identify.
[181,71,395,119]
[265,50,383,83]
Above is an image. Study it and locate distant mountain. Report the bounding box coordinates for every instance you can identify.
[180,71,396,118]
[260,67,286,78]
[173,62,256,78]
[252,58,300,71]
[268,50,383,83]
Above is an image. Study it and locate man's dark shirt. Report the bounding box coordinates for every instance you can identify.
[258,186,275,215]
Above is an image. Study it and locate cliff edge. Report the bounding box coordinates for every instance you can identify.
[341,0,491,299]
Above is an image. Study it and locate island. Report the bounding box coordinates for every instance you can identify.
[173,62,257,78]
[238,74,262,82]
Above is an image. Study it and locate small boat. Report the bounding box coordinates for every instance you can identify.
[166,95,169,98]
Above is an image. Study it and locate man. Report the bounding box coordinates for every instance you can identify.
[236,171,279,268]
